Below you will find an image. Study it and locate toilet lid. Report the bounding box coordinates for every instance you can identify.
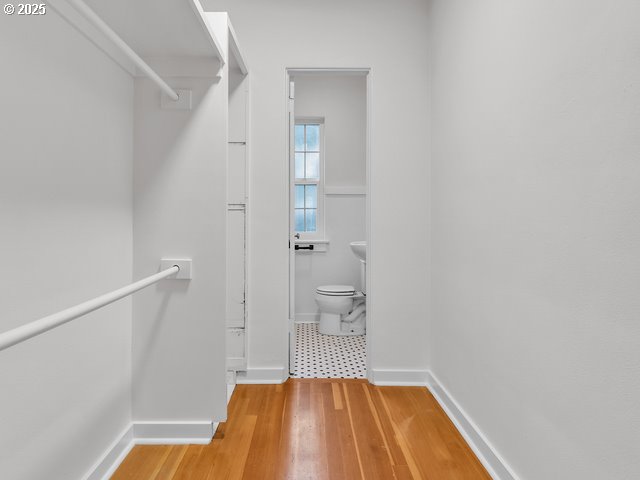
[316,284,355,296]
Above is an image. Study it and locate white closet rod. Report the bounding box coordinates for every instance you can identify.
[0,265,180,352]
[64,0,179,101]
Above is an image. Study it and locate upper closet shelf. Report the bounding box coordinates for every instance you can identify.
[228,18,248,75]
[48,0,227,100]
[205,12,249,76]
[190,0,226,68]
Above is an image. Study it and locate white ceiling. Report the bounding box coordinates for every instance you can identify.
[83,0,215,57]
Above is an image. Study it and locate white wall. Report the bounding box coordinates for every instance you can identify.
[295,75,366,187]
[0,12,133,480]
[132,68,228,422]
[429,1,640,479]
[294,75,366,318]
[204,0,430,380]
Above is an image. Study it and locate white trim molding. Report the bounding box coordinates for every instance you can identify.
[227,356,247,371]
[227,383,236,404]
[426,372,519,480]
[236,367,288,384]
[83,421,217,479]
[288,68,370,76]
[324,186,366,195]
[370,368,430,386]
[83,426,134,480]
[133,421,217,445]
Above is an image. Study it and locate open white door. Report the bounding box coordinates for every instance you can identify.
[288,78,296,374]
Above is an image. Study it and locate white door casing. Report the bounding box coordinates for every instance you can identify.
[288,78,296,374]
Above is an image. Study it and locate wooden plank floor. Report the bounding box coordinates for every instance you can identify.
[112,379,491,480]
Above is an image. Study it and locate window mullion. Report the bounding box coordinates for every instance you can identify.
[303,125,307,179]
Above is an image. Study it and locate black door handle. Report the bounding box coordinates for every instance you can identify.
[294,245,314,251]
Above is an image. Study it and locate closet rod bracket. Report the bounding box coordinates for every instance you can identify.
[161,89,193,110]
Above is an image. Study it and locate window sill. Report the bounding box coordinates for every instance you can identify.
[294,239,329,253]
[294,239,330,245]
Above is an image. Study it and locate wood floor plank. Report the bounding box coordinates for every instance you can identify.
[361,383,397,469]
[368,383,412,470]
[111,379,491,480]
[333,393,365,480]
[394,464,418,480]
[331,382,343,410]
[111,445,172,480]
[319,383,346,480]
[153,445,188,480]
[171,445,211,480]
[240,385,286,478]
[380,386,492,480]
[283,382,331,479]
[341,383,366,480]
[309,382,330,480]
[146,445,178,480]
[343,382,396,479]
[206,414,257,480]
[376,388,427,480]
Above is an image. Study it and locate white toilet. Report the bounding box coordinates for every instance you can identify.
[315,260,366,336]
[315,286,366,335]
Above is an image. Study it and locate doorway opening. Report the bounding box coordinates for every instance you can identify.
[286,69,371,379]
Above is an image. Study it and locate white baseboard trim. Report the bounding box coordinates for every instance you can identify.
[83,425,134,480]
[236,367,288,384]
[84,420,217,479]
[426,372,518,480]
[227,383,236,404]
[370,368,430,386]
[295,313,319,323]
[226,356,247,371]
[133,421,217,445]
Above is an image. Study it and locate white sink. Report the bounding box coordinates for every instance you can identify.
[349,241,366,262]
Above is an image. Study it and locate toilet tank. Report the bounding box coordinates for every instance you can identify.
[360,260,366,294]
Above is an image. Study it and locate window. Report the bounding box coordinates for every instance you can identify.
[294,120,324,238]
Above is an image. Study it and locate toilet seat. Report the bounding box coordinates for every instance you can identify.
[315,285,365,336]
[316,284,355,296]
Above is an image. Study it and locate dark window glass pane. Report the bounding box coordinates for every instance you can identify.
[305,209,317,231]
[295,209,305,231]
[305,125,320,151]
[305,185,317,208]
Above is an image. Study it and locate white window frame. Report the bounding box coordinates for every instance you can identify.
[294,117,325,241]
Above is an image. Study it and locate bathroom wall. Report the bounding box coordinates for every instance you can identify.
[429,0,640,479]
[204,0,430,383]
[0,12,133,480]
[294,75,367,320]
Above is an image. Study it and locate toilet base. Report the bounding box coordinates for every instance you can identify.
[318,312,366,336]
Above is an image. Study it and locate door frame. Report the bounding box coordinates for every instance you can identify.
[285,67,372,379]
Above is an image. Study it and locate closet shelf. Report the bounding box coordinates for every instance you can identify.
[49,0,226,95]
[206,13,249,76]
